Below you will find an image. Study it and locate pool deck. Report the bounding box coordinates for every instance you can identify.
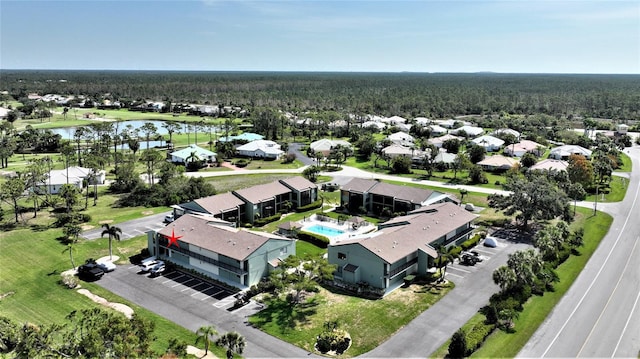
[299,214,375,244]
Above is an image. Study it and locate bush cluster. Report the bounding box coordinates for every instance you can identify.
[297,231,330,248]
[253,213,282,227]
[461,234,481,250]
[235,159,249,168]
[316,329,350,354]
[53,213,91,227]
[296,199,323,212]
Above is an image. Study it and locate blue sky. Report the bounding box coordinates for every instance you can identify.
[1,0,638,73]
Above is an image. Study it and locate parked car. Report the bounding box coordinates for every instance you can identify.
[164,214,175,223]
[140,259,164,273]
[96,260,116,272]
[149,263,166,277]
[460,252,482,266]
[78,260,105,280]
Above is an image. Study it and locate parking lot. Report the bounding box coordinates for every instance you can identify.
[444,236,510,281]
[124,264,239,308]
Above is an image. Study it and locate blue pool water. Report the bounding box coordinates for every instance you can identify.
[305,224,345,237]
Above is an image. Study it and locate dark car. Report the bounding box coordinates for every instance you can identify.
[78,261,105,280]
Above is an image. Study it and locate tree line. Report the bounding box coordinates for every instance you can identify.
[2,70,639,120]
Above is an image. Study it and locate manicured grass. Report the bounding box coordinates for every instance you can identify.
[618,152,632,172]
[249,282,454,357]
[0,229,226,357]
[295,240,326,257]
[585,175,628,203]
[207,173,305,193]
[430,207,613,358]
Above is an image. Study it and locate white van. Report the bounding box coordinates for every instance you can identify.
[140,258,162,272]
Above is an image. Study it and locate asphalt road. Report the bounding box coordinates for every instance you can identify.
[81,212,170,240]
[518,145,640,358]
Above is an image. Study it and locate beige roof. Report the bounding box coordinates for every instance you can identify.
[279,176,317,191]
[233,181,291,204]
[342,178,378,193]
[530,159,569,172]
[428,134,463,145]
[506,140,544,153]
[478,155,519,169]
[158,214,291,260]
[278,221,302,230]
[333,202,477,263]
[194,192,245,214]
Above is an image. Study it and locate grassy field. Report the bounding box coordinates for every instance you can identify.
[0,229,227,357]
[430,207,614,358]
[249,281,454,357]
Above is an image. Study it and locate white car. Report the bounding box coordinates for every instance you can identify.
[149,263,166,277]
[140,260,163,272]
[96,260,117,272]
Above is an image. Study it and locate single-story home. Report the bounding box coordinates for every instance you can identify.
[492,128,521,139]
[381,144,420,159]
[549,145,592,160]
[309,139,353,157]
[450,125,484,137]
[39,166,106,194]
[529,159,569,172]
[148,214,295,288]
[503,140,545,157]
[236,140,283,159]
[428,134,463,148]
[428,125,448,136]
[387,131,415,145]
[477,155,519,171]
[414,117,431,126]
[361,121,386,131]
[170,144,217,163]
[340,178,455,215]
[217,132,264,143]
[381,115,408,125]
[328,202,477,294]
[471,135,505,152]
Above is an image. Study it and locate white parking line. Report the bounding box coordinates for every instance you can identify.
[164,274,185,284]
[449,265,471,273]
[446,272,464,278]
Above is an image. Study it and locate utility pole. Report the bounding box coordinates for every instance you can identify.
[593,184,598,216]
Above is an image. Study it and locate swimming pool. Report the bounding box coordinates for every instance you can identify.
[304,224,345,238]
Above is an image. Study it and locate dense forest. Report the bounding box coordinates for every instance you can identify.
[1,70,640,120]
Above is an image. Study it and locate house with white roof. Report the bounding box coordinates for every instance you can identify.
[309,139,353,157]
[471,135,505,152]
[492,128,521,139]
[529,159,569,172]
[451,125,484,137]
[428,125,448,136]
[382,116,408,125]
[549,145,592,160]
[382,144,420,159]
[433,119,457,128]
[414,117,431,126]
[236,140,283,159]
[170,144,217,163]
[39,166,106,194]
[387,131,415,146]
[428,134,463,148]
[361,121,386,131]
[477,155,519,171]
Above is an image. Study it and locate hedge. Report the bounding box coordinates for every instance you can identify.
[253,213,282,227]
[297,231,330,248]
[296,199,323,212]
[465,321,496,356]
[461,234,482,250]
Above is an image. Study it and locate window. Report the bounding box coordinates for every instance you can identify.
[280,246,288,255]
[338,252,347,260]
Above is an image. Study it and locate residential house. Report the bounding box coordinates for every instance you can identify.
[361,121,386,131]
[387,132,415,146]
[148,214,295,288]
[450,125,484,137]
[504,140,545,157]
[549,145,592,160]
[433,119,457,129]
[492,128,521,139]
[340,178,455,215]
[309,139,353,157]
[40,166,106,194]
[236,140,283,159]
[381,144,420,159]
[529,159,569,172]
[233,181,292,222]
[218,132,264,144]
[428,134,463,148]
[382,115,408,125]
[428,124,448,136]
[477,155,519,171]
[170,144,217,163]
[471,135,505,152]
[328,202,477,294]
[616,124,629,134]
[414,117,431,126]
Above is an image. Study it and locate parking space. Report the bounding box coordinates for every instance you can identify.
[444,237,508,280]
[140,268,238,306]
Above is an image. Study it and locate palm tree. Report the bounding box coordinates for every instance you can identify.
[62,241,77,270]
[435,245,454,282]
[216,331,246,359]
[492,265,517,292]
[101,223,122,260]
[195,325,218,356]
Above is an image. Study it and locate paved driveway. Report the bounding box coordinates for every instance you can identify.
[81,212,170,240]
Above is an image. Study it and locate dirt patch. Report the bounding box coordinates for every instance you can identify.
[81,224,95,231]
[141,211,154,215]
[98,220,113,224]
[186,345,218,359]
[77,289,133,319]
[0,291,15,300]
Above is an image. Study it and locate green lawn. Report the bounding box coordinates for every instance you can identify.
[430,207,613,358]
[295,240,326,258]
[249,282,454,357]
[618,152,632,172]
[0,229,227,357]
[585,175,628,203]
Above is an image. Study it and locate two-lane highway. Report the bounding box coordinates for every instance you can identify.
[519,146,640,358]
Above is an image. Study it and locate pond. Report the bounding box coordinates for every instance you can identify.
[49,120,221,140]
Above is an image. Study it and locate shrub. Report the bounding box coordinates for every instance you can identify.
[282,153,296,164]
[298,231,330,248]
[296,199,323,212]
[53,213,91,227]
[449,246,462,258]
[235,159,249,168]
[60,274,78,289]
[253,213,282,226]
[461,234,481,250]
[448,329,467,358]
[465,321,496,355]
